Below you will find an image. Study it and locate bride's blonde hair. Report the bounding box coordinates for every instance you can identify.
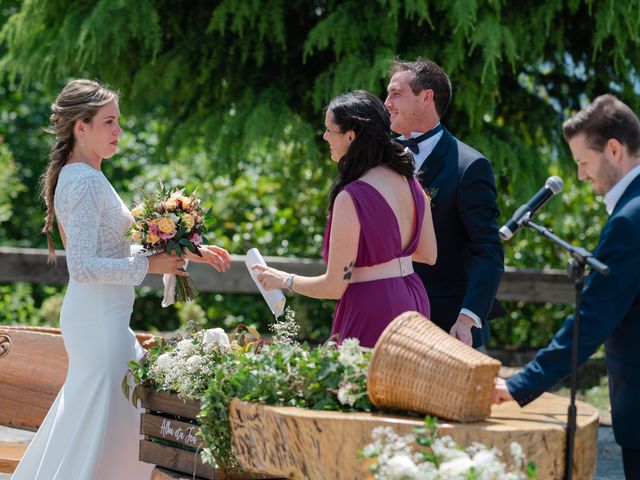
[41,79,118,263]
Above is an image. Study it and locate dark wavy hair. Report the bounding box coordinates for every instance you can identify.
[327,90,415,210]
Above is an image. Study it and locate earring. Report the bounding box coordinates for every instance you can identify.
[80,136,85,148]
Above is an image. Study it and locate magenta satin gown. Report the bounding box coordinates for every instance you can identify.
[323,177,431,348]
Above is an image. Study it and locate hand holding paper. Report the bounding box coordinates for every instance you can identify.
[245,248,286,318]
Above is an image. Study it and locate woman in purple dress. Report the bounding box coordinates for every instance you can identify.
[254,90,436,347]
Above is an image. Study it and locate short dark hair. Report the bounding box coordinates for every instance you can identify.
[563,94,640,155]
[389,57,452,117]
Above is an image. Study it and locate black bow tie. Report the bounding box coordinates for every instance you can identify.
[399,124,443,154]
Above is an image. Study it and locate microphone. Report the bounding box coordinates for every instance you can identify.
[499,176,564,241]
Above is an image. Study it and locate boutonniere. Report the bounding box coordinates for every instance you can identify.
[425,186,439,207]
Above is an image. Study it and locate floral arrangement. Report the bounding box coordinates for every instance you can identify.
[124,308,372,468]
[125,310,538,476]
[123,321,243,403]
[361,417,537,480]
[129,184,208,302]
[198,335,371,467]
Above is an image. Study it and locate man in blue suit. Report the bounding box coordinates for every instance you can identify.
[494,94,640,479]
[385,58,505,347]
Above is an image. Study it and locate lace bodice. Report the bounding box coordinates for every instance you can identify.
[55,163,148,285]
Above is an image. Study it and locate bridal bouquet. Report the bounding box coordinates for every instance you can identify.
[129,185,208,303]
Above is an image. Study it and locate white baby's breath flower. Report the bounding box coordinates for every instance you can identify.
[270,307,300,344]
[385,454,419,479]
[364,422,529,480]
[337,384,357,406]
[510,441,524,468]
[415,461,439,478]
[155,353,172,373]
[472,449,498,469]
[337,338,364,368]
[439,455,474,476]
[432,436,465,461]
[186,354,203,371]
[177,339,196,355]
[362,443,380,458]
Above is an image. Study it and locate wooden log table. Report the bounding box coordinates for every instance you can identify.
[229,393,599,480]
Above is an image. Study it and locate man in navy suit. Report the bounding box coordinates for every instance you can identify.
[385,58,505,347]
[494,94,640,479]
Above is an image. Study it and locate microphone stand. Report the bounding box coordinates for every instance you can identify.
[521,215,609,480]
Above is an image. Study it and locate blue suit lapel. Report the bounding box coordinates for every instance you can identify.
[610,174,640,217]
[417,126,452,187]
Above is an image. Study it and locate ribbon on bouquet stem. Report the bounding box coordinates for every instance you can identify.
[161,259,189,308]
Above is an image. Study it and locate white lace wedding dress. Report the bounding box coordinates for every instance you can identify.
[12,163,154,479]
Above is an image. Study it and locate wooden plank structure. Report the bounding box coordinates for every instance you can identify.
[229,393,599,480]
[151,467,203,479]
[0,326,68,473]
[0,441,26,474]
[0,246,576,304]
[0,326,68,431]
[140,388,278,480]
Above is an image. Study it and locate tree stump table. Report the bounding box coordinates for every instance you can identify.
[229,393,599,479]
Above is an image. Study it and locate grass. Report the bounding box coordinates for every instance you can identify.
[553,375,610,413]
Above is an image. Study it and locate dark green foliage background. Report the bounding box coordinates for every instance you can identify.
[1,0,637,348]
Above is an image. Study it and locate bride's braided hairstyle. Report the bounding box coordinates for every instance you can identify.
[41,79,118,262]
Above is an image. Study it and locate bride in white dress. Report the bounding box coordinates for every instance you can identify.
[12,79,231,480]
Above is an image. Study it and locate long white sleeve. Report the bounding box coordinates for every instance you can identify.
[55,167,148,285]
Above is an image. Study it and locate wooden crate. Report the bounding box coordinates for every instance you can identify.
[140,387,277,480]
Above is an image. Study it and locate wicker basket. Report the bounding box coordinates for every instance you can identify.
[367,311,501,422]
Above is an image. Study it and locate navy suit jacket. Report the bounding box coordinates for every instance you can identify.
[414,126,505,346]
[508,174,640,448]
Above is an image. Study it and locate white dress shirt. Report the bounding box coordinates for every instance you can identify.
[604,164,640,215]
[398,124,444,174]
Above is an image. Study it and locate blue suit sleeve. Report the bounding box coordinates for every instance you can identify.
[508,214,640,405]
[457,157,504,322]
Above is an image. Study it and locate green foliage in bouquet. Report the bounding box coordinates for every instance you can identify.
[130,184,210,302]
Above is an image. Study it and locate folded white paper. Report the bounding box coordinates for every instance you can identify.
[245,248,286,318]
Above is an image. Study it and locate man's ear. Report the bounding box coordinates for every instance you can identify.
[421,89,434,106]
[605,138,625,164]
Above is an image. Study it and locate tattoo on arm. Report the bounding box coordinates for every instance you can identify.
[343,261,354,281]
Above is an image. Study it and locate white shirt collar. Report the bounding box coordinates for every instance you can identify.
[398,123,443,174]
[604,164,640,215]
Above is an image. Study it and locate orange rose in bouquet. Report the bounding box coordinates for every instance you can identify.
[129,185,209,302]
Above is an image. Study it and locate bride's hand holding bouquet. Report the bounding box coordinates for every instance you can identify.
[130,185,231,303]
